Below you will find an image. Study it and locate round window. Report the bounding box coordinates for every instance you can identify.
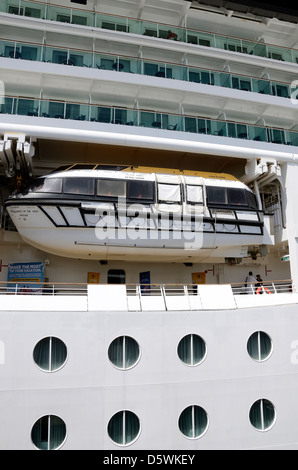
[247,331,272,362]
[31,415,66,450]
[108,336,140,370]
[33,337,67,372]
[177,334,206,366]
[249,399,276,431]
[108,410,140,446]
[178,405,208,439]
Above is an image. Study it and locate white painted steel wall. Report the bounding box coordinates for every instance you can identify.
[0,305,298,449]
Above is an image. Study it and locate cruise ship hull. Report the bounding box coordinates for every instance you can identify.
[0,286,298,450]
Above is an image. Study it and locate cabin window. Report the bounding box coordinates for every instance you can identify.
[33,336,67,372]
[186,185,204,204]
[158,183,181,203]
[228,188,247,206]
[28,178,62,193]
[108,336,140,370]
[206,186,227,205]
[249,399,276,431]
[127,180,155,201]
[108,410,140,446]
[97,179,126,198]
[63,178,94,195]
[247,331,272,362]
[177,334,207,366]
[31,415,67,450]
[178,405,208,439]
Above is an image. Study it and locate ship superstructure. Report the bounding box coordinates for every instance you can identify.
[1,0,298,450]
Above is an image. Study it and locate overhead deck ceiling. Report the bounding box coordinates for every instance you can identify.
[0,138,247,186]
[32,139,247,177]
[187,0,298,23]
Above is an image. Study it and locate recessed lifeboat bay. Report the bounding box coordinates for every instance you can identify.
[5,165,273,261]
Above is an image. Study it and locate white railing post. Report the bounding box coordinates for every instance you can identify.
[272,282,277,294]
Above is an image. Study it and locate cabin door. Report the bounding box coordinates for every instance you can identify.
[107,269,126,284]
[192,272,206,285]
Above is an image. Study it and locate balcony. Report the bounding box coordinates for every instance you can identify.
[2,0,298,65]
[0,39,295,101]
[1,95,298,147]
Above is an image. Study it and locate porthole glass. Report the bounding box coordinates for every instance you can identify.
[177,334,206,366]
[247,331,272,362]
[178,405,208,439]
[108,336,140,369]
[108,410,140,446]
[31,415,66,450]
[33,337,67,372]
[249,399,276,431]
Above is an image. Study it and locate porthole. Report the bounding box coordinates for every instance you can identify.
[177,334,206,366]
[247,331,272,362]
[31,415,66,450]
[249,399,276,431]
[108,336,140,370]
[33,337,67,372]
[178,405,208,439]
[108,410,140,446]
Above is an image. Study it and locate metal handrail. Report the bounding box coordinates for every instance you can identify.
[0,280,292,296]
[0,279,294,297]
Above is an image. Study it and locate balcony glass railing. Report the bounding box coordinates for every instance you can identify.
[1,95,298,147]
[0,39,295,100]
[2,0,298,65]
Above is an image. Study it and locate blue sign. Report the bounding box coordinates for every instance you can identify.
[7,262,44,293]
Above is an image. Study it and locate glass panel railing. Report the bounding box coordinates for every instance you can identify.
[39,100,91,121]
[42,46,93,67]
[94,54,138,73]
[14,97,41,116]
[252,78,271,95]
[0,39,43,61]
[6,0,46,18]
[2,95,298,147]
[0,97,14,114]
[96,14,129,33]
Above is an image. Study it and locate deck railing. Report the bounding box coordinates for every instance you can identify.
[0,279,295,311]
[1,281,88,295]
[0,280,293,296]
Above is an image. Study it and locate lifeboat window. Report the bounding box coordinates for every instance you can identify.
[97,179,126,198]
[63,178,94,195]
[186,185,204,204]
[206,186,227,205]
[228,188,247,206]
[127,180,155,201]
[246,191,258,209]
[158,183,181,203]
[28,178,62,193]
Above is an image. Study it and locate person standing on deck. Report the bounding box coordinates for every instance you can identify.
[245,271,257,294]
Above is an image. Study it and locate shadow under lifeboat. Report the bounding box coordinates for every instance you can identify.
[5,165,273,261]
